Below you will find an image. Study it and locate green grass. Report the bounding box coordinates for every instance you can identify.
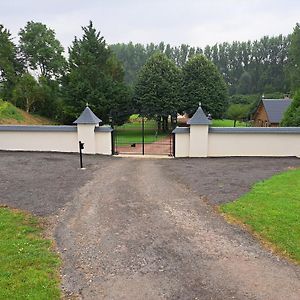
[0,99,24,121]
[212,119,247,127]
[220,168,300,263]
[0,207,61,299]
[115,119,168,145]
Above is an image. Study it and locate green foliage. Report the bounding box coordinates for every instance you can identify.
[0,25,23,100]
[12,73,41,113]
[287,23,300,91]
[0,99,24,121]
[110,42,149,85]
[34,77,63,120]
[181,55,228,118]
[111,34,291,96]
[134,52,181,118]
[237,72,252,94]
[63,21,131,125]
[0,208,60,299]
[19,21,66,78]
[226,104,249,126]
[281,90,300,126]
[221,169,300,262]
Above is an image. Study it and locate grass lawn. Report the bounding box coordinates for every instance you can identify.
[115,119,168,145]
[0,207,61,299]
[212,119,247,127]
[220,168,300,263]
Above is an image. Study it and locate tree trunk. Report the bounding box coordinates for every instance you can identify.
[234,120,237,127]
[26,98,30,113]
[171,115,177,129]
[162,116,169,132]
[157,116,162,132]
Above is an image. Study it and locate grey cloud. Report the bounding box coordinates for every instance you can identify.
[0,0,299,50]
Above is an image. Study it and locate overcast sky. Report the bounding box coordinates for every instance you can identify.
[1,0,300,50]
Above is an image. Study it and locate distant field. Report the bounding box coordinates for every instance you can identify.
[0,99,55,125]
[212,119,247,127]
[115,119,169,145]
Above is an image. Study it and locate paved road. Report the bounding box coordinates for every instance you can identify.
[54,158,300,300]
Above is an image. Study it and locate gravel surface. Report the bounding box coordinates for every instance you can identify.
[1,152,300,299]
[0,151,113,215]
[160,157,300,205]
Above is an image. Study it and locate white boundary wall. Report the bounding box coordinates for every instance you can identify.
[173,126,300,158]
[0,125,112,155]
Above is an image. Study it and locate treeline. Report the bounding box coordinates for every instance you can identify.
[111,35,291,95]
[1,20,300,125]
[0,22,131,124]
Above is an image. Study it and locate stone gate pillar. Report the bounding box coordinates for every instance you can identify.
[187,104,211,157]
[73,105,102,154]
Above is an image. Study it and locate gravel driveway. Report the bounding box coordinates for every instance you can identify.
[1,152,300,299]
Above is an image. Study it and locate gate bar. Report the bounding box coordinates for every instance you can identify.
[142,117,145,155]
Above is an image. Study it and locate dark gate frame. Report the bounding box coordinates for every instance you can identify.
[112,116,175,156]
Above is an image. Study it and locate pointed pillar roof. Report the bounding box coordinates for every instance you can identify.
[187,103,211,125]
[73,105,102,124]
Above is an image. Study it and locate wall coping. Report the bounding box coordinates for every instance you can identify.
[209,127,300,134]
[0,125,77,132]
[94,126,113,132]
[0,125,113,133]
[173,126,300,134]
[172,127,190,134]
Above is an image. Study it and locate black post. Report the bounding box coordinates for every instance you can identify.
[111,130,115,155]
[79,141,84,168]
[142,117,145,155]
[172,133,175,157]
[109,116,115,155]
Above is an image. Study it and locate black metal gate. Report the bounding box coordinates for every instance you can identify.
[113,117,174,156]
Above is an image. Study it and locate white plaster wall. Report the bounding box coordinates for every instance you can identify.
[208,133,300,157]
[189,125,209,157]
[0,131,78,152]
[175,133,190,157]
[95,132,112,155]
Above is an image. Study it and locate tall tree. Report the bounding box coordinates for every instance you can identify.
[134,52,181,131]
[181,55,228,118]
[287,23,300,91]
[19,21,66,78]
[63,21,131,124]
[0,25,23,100]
